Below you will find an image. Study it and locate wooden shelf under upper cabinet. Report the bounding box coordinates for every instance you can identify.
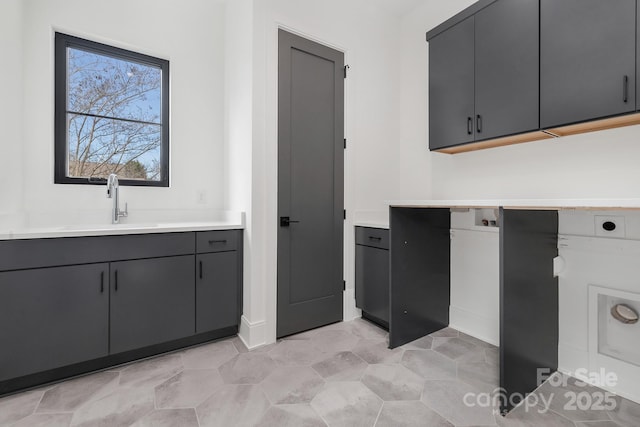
[435,112,640,154]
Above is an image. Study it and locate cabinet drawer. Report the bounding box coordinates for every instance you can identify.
[355,227,389,250]
[0,232,195,272]
[196,230,239,253]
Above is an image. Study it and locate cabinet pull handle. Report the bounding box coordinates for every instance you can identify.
[209,239,227,244]
[199,260,203,279]
[100,271,104,293]
[368,236,382,241]
[623,75,629,103]
[115,270,118,291]
[476,115,482,133]
[467,117,473,135]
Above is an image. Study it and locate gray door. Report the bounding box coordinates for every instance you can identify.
[277,29,344,338]
[541,0,636,128]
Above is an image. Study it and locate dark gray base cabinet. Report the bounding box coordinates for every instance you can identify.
[0,264,109,382]
[0,230,242,395]
[197,251,239,334]
[355,227,390,328]
[111,256,195,354]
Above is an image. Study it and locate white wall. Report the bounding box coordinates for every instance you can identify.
[432,127,640,199]
[450,211,500,345]
[223,0,271,348]
[237,0,405,347]
[13,0,227,225]
[0,0,24,224]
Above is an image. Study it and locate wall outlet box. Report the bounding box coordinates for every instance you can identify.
[197,190,207,204]
[595,215,626,238]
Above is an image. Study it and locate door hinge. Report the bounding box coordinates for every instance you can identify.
[343,210,346,220]
[344,64,349,78]
[343,280,346,291]
[344,138,347,149]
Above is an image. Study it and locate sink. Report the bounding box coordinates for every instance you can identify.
[58,223,158,231]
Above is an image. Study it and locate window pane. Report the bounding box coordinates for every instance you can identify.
[67,48,162,124]
[67,113,161,181]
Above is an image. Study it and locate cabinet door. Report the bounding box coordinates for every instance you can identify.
[429,16,475,150]
[196,251,238,333]
[355,245,389,326]
[0,264,108,381]
[475,0,539,140]
[110,256,195,354]
[541,0,636,128]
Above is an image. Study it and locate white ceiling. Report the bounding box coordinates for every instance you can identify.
[369,0,426,17]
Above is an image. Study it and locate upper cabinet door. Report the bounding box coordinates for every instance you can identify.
[475,0,539,140]
[541,0,636,128]
[429,17,475,150]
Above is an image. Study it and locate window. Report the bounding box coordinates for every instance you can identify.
[55,33,169,186]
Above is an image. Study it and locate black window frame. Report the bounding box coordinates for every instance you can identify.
[54,32,170,187]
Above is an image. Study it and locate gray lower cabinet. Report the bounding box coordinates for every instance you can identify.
[0,264,109,382]
[110,256,195,354]
[0,230,242,395]
[541,0,636,128]
[197,251,239,333]
[355,227,389,328]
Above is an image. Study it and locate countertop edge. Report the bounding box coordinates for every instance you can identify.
[386,199,640,210]
[0,222,244,241]
[353,221,389,230]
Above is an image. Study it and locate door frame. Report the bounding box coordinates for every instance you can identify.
[261,24,352,345]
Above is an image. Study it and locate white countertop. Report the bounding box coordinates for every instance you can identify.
[353,221,389,229]
[387,198,640,210]
[0,220,244,241]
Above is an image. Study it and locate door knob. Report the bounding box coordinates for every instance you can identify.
[280,216,300,227]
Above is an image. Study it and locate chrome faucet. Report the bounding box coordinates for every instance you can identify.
[106,174,128,224]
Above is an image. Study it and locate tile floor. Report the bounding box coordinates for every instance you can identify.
[1,319,639,426]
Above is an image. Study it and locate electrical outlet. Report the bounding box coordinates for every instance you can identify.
[197,190,207,205]
[595,215,625,238]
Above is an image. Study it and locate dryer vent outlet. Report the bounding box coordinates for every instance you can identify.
[595,216,626,238]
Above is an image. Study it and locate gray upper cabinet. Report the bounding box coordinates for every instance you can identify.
[110,255,195,354]
[0,264,109,382]
[429,17,475,150]
[475,0,539,140]
[429,0,539,150]
[540,0,636,128]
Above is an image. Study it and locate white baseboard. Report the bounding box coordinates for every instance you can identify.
[558,342,589,376]
[449,306,499,346]
[343,287,361,321]
[238,315,267,350]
